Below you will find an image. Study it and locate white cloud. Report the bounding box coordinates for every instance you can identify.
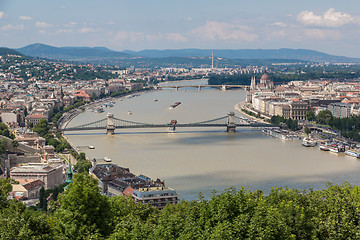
[191,21,258,41]
[35,21,52,28]
[38,30,46,34]
[166,33,187,42]
[271,22,287,27]
[78,27,96,33]
[19,16,32,21]
[114,31,144,41]
[64,22,77,27]
[1,24,24,30]
[297,8,354,27]
[0,12,4,19]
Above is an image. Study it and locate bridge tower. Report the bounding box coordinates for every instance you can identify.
[221,85,227,91]
[227,112,236,132]
[106,113,115,134]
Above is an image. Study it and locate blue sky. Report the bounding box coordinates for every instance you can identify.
[1,0,360,57]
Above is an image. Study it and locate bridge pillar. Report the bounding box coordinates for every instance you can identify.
[106,113,115,134]
[198,86,201,91]
[227,112,236,132]
[169,120,177,132]
[221,85,227,91]
[175,86,179,91]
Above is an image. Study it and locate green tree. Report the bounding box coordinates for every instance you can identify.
[74,160,92,173]
[316,110,333,125]
[306,110,316,121]
[0,139,6,155]
[54,173,111,239]
[39,187,47,211]
[304,127,311,135]
[0,178,12,208]
[32,119,50,137]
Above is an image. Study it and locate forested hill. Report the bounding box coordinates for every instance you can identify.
[15,44,360,64]
[0,47,24,56]
[1,174,360,239]
[16,43,129,60]
[125,48,360,63]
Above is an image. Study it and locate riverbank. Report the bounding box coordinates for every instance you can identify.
[234,101,269,124]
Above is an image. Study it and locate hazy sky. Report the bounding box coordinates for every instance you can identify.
[1,0,360,57]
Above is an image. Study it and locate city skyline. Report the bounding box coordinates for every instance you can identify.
[1,0,360,57]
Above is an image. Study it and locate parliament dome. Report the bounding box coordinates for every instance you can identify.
[260,73,270,81]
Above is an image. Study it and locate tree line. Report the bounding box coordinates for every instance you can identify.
[309,110,360,141]
[1,174,360,239]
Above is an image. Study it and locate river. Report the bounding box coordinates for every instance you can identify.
[65,79,360,200]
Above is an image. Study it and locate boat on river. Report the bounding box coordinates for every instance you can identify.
[88,145,95,149]
[170,102,181,109]
[262,128,299,140]
[302,137,317,147]
[328,144,345,153]
[345,150,359,157]
[104,157,112,162]
[319,144,330,151]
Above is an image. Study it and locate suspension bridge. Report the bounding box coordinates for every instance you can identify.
[155,84,249,91]
[60,112,274,134]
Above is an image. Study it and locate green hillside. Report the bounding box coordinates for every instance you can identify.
[0,47,24,56]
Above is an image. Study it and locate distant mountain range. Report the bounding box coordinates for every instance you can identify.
[9,43,360,65]
[16,43,129,60]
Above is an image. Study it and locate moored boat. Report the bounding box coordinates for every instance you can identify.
[319,144,330,151]
[345,150,359,157]
[302,137,317,147]
[262,127,299,140]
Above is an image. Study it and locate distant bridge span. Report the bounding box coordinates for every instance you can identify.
[155,84,249,91]
[60,112,274,134]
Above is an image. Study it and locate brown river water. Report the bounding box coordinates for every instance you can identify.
[65,80,360,200]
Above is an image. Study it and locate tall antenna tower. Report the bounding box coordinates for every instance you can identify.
[211,50,214,69]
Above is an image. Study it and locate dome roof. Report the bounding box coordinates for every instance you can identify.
[260,73,270,81]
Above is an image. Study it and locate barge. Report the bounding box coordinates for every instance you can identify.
[170,102,181,108]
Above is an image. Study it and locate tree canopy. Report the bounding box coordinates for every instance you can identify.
[2,175,360,239]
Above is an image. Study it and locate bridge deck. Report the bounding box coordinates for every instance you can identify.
[62,123,271,131]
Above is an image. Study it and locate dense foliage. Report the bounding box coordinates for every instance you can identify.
[0,47,24,56]
[1,175,360,239]
[72,152,92,173]
[314,110,360,141]
[270,115,298,131]
[64,100,86,112]
[0,122,15,139]
[32,119,70,152]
